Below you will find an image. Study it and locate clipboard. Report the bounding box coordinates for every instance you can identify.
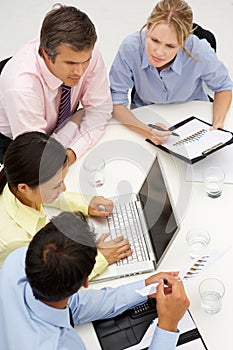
[93,298,207,350]
[146,116,233,164]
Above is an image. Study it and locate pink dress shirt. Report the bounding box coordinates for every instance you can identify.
[0,38,112,158]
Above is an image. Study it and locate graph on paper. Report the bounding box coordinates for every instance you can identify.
[182,255,210,280]
[173,129,208,147]
[163,118,232,160]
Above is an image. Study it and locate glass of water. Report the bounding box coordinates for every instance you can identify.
[199,278,225,314]
[203,166,225,198]
[84,157,105,187]
[186,229,210,259]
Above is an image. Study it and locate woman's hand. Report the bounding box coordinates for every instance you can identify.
[88,196,114,216]
[148,122,171,144]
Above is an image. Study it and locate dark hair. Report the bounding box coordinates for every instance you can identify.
[25,211,97,302]
[39,5,97,62]
[0,131,68,194]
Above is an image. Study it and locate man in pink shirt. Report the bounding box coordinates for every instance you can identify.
[0,5,112,164]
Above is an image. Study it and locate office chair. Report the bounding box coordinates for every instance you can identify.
[0,57,12,75]
[131,23,216,106]
[193,22,216,52]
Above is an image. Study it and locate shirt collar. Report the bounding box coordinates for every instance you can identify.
[3,184,47,236]
[25,283,73,329]
[140,30,184,75]
[140,31,150,69]
[142,50,150,69]
[168,48,183,75]
[162,36,193,75]
[142,47,184,74]
[35,39,63,91]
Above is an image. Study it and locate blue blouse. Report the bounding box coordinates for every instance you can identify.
[109,31,233,107]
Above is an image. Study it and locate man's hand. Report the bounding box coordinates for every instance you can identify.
[145,272,180,297]
[88,196,114,217]
[98,233,133,264]
[145,272,179,287]
[156,278,190,332]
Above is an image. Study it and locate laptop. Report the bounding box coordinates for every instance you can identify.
[90,156,179,282]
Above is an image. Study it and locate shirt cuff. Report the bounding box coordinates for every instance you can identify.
[111,93,129,106]
[149,326,180,350]
[53,121,78,149]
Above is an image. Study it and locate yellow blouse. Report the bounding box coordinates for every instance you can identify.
[0,185,108,279]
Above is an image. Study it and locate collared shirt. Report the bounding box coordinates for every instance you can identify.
[0,247,179,350]
[109,31,233,106]
[0,38,112,158]
[0,185,108,278]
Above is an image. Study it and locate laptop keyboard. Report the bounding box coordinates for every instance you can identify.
[106,201,150,265]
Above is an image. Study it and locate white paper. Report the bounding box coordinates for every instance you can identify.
[122,311,197,350]
[186,143,233,183]
[177,338,207,349]
[163,118,232,160]
[137,249,230,299]
[123,320,157,350]
[179,248,231,281]
[136,283,159,296]
[177,312,196,333]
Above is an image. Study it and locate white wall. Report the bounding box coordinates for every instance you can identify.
[0,0,232,76]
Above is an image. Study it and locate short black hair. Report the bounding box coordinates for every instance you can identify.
[25,212,97,302]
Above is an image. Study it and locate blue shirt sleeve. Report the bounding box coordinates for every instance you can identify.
[69,280,147,324]
[109,32,142,106]
[148,326,180,350]
[70,280,180,350]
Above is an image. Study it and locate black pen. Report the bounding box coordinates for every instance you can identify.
[148,124,179,137]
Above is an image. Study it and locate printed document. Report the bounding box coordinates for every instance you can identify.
[163,118,232,161]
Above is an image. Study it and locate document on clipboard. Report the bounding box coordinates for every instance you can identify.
[146,116,233,164]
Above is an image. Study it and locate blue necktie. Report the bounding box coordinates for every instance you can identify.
[57,84,71,128]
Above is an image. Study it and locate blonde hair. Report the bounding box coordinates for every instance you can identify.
[141,0,197,60]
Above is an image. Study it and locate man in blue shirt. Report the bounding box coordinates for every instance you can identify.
[0,211,189,350]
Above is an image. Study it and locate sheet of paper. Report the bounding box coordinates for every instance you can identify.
[122,320,157,350]
[176,312,196,333]
[122,312,197,350]
[138,249,230,299]
[136,283,159,296]
[163,118,232,160]
[186,143,233,183]
[179,248,231,281]
[177,338,207,349]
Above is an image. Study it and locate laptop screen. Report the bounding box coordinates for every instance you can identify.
[138,157,178,263]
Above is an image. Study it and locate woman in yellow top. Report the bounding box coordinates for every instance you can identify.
[0,131,132,279]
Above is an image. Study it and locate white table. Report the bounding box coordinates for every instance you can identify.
[65,101,233,350]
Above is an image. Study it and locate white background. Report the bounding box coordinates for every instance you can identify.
[1,0,233,77]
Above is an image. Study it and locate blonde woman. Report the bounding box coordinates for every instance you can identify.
[110,0,232,145]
